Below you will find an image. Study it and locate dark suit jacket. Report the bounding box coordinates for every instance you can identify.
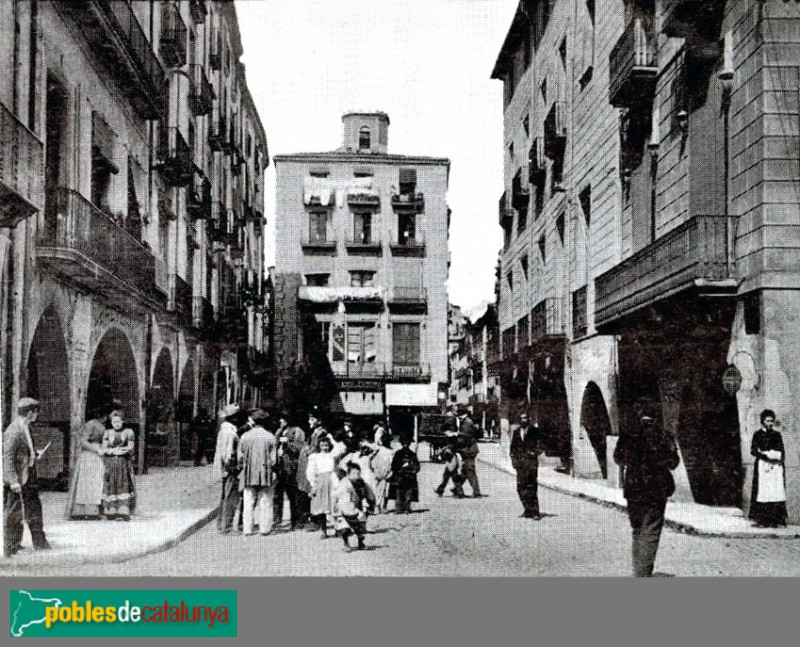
[457,416,480,458]
[613,417,679,502]
[3,418,35,488]
[510,423,541,469]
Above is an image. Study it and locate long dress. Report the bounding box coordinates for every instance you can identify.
[65,418,107,519]
[102,427,137,519]
[749,428,788,527]
[306,451,338,516]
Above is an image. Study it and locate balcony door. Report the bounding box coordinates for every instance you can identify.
[392,322,420,368]
[44,74,67,240]
[347,322,378,376]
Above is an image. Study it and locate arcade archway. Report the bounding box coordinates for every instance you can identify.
[26,307,71,489]
[148,348,176,467]
[177,359,195,461]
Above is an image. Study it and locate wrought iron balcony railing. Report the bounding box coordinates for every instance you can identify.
[0,100,44,227]
[390,229,425,256]
[389,286,428,304]
[160,2,188,68]
[391,191,425,212]
[192,295,214,332]
[390,363,432,383]
[189,64,214,116]
[609,11,658,108]
[530,296,567,342]
[511,168,529,210]
[186,167,212,220]
[157,127,193,187]
[168,273,193,328]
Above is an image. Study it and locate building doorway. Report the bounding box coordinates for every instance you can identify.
[579,382,613,479]
[148,348,175,467]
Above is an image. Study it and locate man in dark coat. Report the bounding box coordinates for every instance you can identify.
[191,407,216,466]
[510,412,543,519]
[613,398,680,577]
[456,408,484,497]
[273,410,306,529]
[3,397,51,557]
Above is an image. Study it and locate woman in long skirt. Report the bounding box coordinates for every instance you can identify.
[370,433,395,513]
[305,435,338,537]
[65,409,108,519]
[749,409,788,528]
[102,412,137,521]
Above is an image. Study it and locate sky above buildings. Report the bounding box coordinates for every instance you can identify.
[235,0,518,312]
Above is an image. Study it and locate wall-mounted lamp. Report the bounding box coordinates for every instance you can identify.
[676,110,689,137]
[647,140,660,161]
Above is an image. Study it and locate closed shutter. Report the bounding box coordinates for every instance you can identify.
[393,323,420,367]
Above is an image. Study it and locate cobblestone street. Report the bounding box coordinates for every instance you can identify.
[18,461,800,577]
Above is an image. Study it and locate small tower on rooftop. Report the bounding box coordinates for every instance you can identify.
[342,111,390,154]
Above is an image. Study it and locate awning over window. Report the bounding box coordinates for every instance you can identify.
[297,285,385,303]
[303,176,377,207]
[385,383,437,407]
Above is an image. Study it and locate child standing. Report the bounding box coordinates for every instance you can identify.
[306,435,339,538]
[333,462,376,551]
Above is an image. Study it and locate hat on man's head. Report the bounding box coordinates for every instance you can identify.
[249,408,269,423]
[220,403,240,420]
[17,397,40,414]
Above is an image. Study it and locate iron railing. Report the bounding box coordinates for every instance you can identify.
[609,10,657,108]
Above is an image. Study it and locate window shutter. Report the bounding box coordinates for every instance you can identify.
[399,168,417,185]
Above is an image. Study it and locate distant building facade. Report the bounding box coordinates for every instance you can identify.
[492,0,800,520]
[0,1,269,485]
[273,113,450,433]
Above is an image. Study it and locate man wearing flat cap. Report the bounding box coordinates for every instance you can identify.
[238,409,277,536]
[4,397,51,557]
[214,403,242,533]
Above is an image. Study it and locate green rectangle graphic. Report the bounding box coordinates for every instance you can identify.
[9,590,237,638]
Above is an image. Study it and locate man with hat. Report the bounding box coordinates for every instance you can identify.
[273,410,306,530]
[455,406,484,498]
[214,403,242,533]
[238,409,277,536]
[4,397,51,557]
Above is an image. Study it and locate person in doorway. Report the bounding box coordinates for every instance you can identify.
[456,407,484,497]
[66,403,112,519]
[3,398,51,557]
[191,407,216,467]
[273,410,306,530]
[749,409,788,528]
[390,435,420,513]
[306,435,339,538]
[214,404,242,534]
[510,412,543,519]
[101,411,137,521]
[613,398,680,577]
[238,409,277,536]
[333,461,376,552]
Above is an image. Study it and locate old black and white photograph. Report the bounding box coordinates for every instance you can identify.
[2,0,800,579]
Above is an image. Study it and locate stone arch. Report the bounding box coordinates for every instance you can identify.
[25,306,71,489]
[177,358,195,460]
[148,347,176,466]
[86,327,141,471]
[579,381,613,479]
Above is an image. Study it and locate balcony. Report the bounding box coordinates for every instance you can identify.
[186,167,212,220]
[609,12,658,108]
[209,218,234,250]
[209,34,222,71]
[499,192,514,226]
[531,297,567,342]
[661,0,724,40]
[572,286,588,338]
[389,363,432,383]
[511,168,529,210]
[189,64,214,116]
[208,114,228,152]
[391,191,425,213]
[157,127,193,187]
[528,137,546,185]
[595,216,736,329]
[544,101,567,160]
[333,362,388,380]
[168,273,192,328]
[36,188,158,307]
[390,230,426,257]
[189,0,207,25]
[56,1,166,120]
[346,233,383,254]
[301,231,337,253]
[388,286,428,308]
[347,190,380,209]
[159,2,188,68]
[297,285,385,305]
[0,101,44,227]
[193,296,214,334]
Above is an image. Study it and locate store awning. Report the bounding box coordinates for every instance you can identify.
[385,383,438,407]
[297,285,385,303]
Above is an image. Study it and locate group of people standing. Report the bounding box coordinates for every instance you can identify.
[212,405,421,551]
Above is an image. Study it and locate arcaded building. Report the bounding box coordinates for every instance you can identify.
[0,1,269,485]
[273,113,450,433]
[492,0,800,521]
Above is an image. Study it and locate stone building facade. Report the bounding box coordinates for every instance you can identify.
[492,0,800,520]
[273,112,450,435]
[0,0,269,486]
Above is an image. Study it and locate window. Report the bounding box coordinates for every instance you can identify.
[506,270,513,295]
[503,222,512,251]
[538,235,546,263]
[587,0,595,24]
[305,273,330,287]
[523,114,530,138]
[556,212,565,244]
[398,213,417,245]
[309,211,329,242]
[350,270,375,287]
[520,255,529,280]
[744,291,761,334]
[399,168,417,195]
[559,36,567,71]
[354,168,373,178]
[509,142,515,161]
[540,79,547,105]
[353,212,374,244]
[579,185,592,227]
[359,126,371,150]
[91,112,118,214]
[392,322,421,367]
[517,207,527,235]
[309,169,329,178]
[348,323,378,366]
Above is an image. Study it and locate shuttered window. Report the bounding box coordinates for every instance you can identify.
[393,322,420,367]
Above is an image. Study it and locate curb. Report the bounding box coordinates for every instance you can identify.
[478,457,800,540]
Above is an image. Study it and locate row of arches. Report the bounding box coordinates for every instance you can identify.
[24,306,203,489]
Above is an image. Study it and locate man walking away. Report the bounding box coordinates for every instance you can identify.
[191,407,215,466]
[613,398,680,577]
[239,409,278,536]
[510,412,542,519]
[4,398,51,557]
[456,408,484,497]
